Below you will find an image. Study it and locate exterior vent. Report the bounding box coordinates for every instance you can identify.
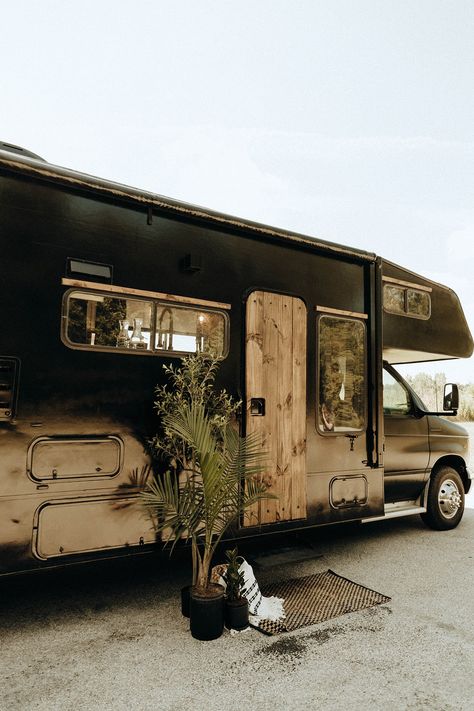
[67,258,113,283]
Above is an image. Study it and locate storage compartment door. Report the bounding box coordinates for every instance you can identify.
[34,498,155,559]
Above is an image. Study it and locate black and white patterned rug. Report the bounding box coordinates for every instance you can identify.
[253,569,391,635]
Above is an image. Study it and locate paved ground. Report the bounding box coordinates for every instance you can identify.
[1,508,474,711]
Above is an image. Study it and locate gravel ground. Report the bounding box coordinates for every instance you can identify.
[1,508,474,711]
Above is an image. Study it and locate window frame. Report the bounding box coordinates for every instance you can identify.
[61,285,230,358]
[316,310,368,437]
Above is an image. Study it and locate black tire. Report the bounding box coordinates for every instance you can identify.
[421,466,465,530]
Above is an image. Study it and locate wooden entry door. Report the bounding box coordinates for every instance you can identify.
[245,291,307,526]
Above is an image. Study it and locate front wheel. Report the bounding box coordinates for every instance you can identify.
[421,466,465,530]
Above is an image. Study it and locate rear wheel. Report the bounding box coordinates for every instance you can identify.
[421,466,465,530]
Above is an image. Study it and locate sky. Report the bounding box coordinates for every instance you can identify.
[1,1,473,382]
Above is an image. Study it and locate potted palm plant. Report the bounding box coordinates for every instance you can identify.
[146,354,240,617]
[140,354,273,641]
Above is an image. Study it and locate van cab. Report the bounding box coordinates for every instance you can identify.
[383,363,470,529]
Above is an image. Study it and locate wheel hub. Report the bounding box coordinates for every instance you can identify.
[438,479,462,519]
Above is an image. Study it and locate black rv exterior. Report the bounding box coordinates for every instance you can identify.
[0,145,472,576]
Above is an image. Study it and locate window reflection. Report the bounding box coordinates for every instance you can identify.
[384,285,405,315]
[65,290,227,357]
[382,369,411,415]
[318,316,366,433]
[383,284,431,320]
[67,293,152,350]
[407,290,430,318]
[155,305,225,355]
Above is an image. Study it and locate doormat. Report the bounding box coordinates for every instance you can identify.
[253,570,391,635]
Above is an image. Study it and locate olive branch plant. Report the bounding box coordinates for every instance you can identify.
[140,353,274,592]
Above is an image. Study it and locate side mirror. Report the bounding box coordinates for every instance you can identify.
[443,383,459,411]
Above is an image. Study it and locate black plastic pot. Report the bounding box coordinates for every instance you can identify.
[181,585,192,618]
[224,597,249,631]
[190,584,225,641]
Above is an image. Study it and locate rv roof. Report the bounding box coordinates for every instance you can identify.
[0,148,376,263]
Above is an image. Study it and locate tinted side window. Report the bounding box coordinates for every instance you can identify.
[383,369,411,415]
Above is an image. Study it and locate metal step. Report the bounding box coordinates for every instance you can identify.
[361,503,426,524]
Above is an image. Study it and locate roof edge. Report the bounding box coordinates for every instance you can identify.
[0,150,376,263]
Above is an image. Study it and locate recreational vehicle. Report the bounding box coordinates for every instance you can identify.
[0,142,472,576]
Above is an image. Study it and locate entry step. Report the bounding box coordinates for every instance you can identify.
[361,502,426,524]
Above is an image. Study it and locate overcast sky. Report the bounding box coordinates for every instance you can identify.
[2,1,473,381]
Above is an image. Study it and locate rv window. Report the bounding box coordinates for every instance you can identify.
[155,304,226,356]
[407,289,430,318]
[318,316,366,433]
[66,291,153,351]
[383,285,405,315]
[382,369,411,415]
[64,290,228,357]
[383,284,431,320]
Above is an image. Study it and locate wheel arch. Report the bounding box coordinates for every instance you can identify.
[430,455,471,494]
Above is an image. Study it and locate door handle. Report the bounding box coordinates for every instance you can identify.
[345,434,358,451]
[250,398,266,416]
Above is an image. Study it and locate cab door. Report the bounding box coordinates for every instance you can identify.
[383,365,429,502]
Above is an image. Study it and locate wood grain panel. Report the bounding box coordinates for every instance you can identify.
[291,298,307,518]
[62,278,231,310]
[278,294,293,522]
[245,291,264,527]
[245,291,307,526]
[260,292,280,523]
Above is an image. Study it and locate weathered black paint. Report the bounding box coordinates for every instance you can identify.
[0,149,472,576]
